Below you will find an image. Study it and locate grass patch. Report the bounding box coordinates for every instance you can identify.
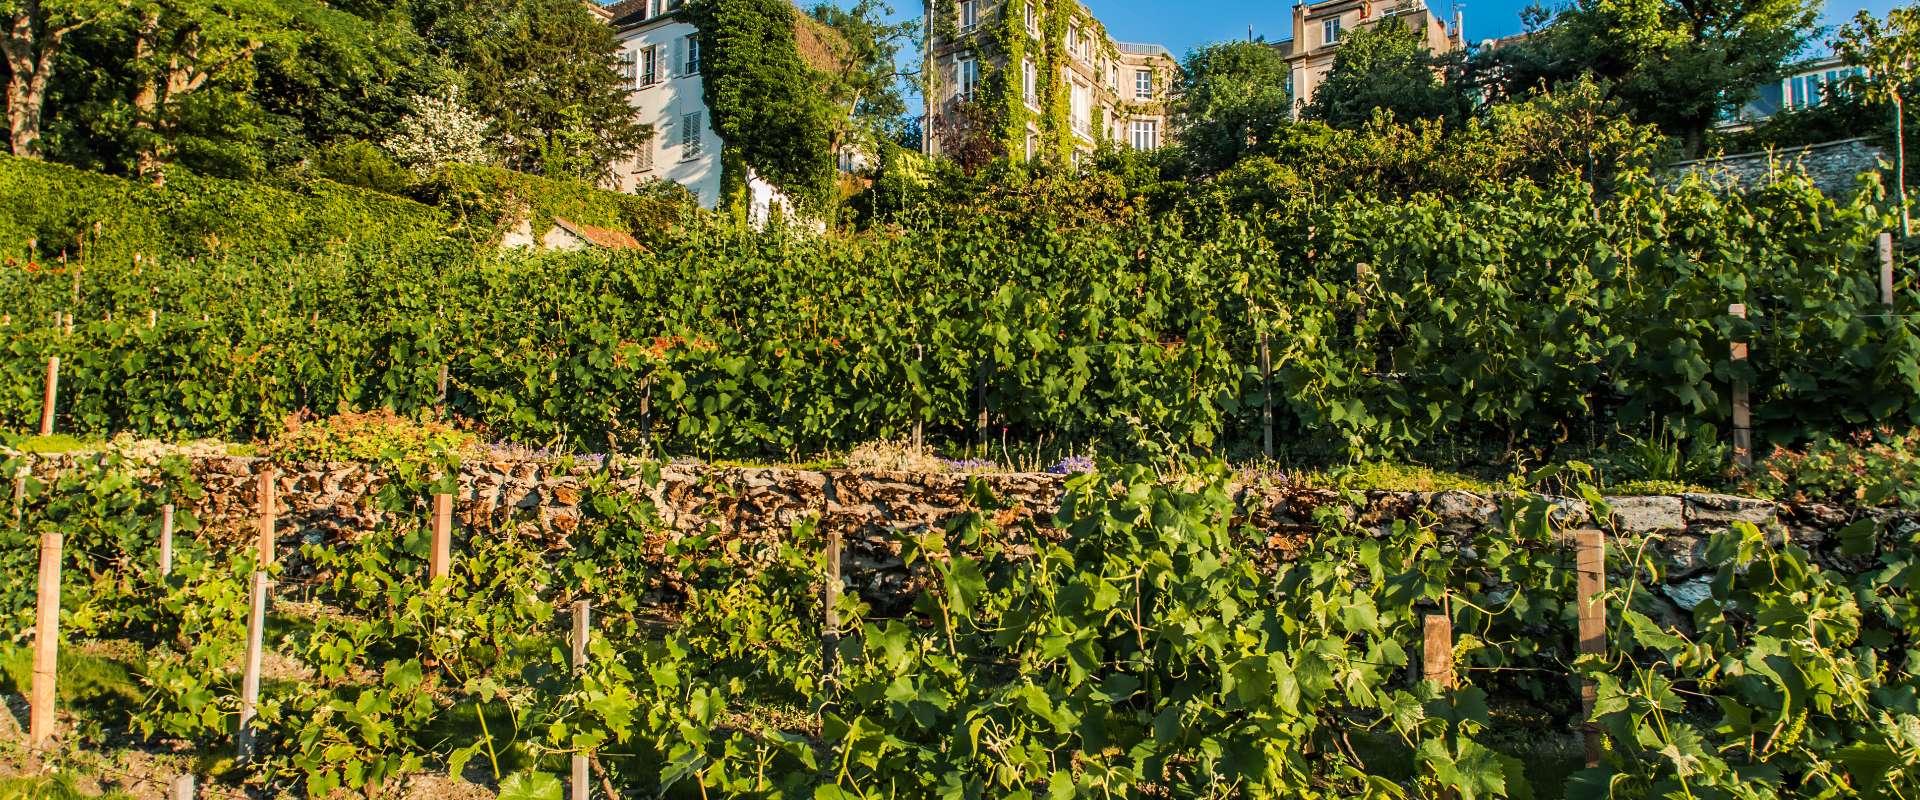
[0,433,95,454]
[1294,462,1501,494]
[0,775,135,800]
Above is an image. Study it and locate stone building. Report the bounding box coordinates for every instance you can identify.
[922,0,1181,165]
[1273,0,1462,117]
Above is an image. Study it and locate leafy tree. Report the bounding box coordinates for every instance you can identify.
[1,0,122,157]
[123,0,304,181]
[1838,5,1920,236]
[1171,40,1291,177]
[1483,0,1817,157]
[1304,22,1462,130]
[807,0,914,158]
[383,84,491,170]
[404,0,647,181]
[1485,76,1665,186]
[689,0,836,208]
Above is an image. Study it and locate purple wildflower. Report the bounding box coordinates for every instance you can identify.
[1047,455,1096,475]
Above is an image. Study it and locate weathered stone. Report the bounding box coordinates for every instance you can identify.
[1427,490,1499,533]
[1682,493,1778,526]
[1663,577,1715,611]
[1606,495,1685,533]
[1655,534,1711,579]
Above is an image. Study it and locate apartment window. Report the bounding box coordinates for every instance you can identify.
[1070,81,1090,135]
[680,111,702,159]
[640,46,659,85]
[1024,1,1037,35]
[1130,119,1158,150]
[1322,18,1342,46]
[958,57,980,101]
[1025,132,1037,160]
[618,51,636,85]
[958,0,977,32]
[1067,24,1079,59]
[1134,69,1152,100]
[683,34,700,75]
[1022,58,1037,106]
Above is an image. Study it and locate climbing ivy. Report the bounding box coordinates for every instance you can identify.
[686,0,838,211]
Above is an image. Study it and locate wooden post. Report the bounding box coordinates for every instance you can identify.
[640,374,653,454]
[236,570,268,761]
[149,309,158,328]
[170,774,195,800]
[975,355,989,450]
[1259,330,1274,459]
[1729,304,1751,470]
[570,600,590,800]
[159,503,176,577]
[1422,614,1454,690]
[912,343,925,453]
[1880,232,1897,308]
[436,364,450,408]
[39,356,58,436]
[10,467,24,526]
[431,493,453,581]
[256,468,277,566]
[1575,529,1606,769]
[822,526,843,686]
[29,529,62,747]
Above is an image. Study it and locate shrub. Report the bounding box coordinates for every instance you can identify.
[269,410,477,465]
[410,163,691,248]
[305,139,417,196]
[1747,426,1920,507]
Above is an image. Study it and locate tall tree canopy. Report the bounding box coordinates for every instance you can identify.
[1172,40,1292,177]
[1482,0,1817,156]
[1304,22,1463,130]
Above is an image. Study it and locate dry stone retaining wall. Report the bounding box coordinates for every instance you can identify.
[30,454,1916,620]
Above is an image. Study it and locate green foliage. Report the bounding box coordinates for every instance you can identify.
[268,410,477,465]
[1305,23,1464,130]
[304,138,417,195]
[1171,40,1294,177]
[1481,0,1819,155]
[1746,426,1920,507]
[411,162,692,248]
[689,0,838,211]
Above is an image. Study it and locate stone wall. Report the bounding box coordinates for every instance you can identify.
[30,454,1915,619]
[1668,136,1888,196]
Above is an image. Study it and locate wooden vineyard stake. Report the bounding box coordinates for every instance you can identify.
[29,528,63,747]
[160,503,176,577]
[913,344,925,453]
[1728,304,1751,471]
[170,774,195,800]
[976,355,990,449]
[1422,614,1454,689]
[10,466,24,526]
[149,309,159,328]
[822,526,843,687]
[571,600,591,800]
[256,468,277,565]
[1575,529,1607,769]
[1259,330,1274,459]
[437,364,450,409]
[1880,232,1897,308]
[431,493,453,581]
[236,571,268,761]
[39,356,58,436]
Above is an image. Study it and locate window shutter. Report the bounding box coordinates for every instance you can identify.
[672,37,686,77]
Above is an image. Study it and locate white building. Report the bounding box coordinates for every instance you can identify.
[600,0,799,226]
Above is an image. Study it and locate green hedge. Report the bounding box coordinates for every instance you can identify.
[0,155,462,263]
[410,164,691,249]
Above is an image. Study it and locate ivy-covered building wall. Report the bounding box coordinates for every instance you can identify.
[923,0,1179,166]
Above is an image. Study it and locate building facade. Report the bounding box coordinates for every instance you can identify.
[600,0,798,226]
[922,0,1180,164]
[1724,56,1865,129]
[1272,0,1461,117]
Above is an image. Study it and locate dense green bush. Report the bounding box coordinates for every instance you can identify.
[409,163,694,249]
[0,155,461,264]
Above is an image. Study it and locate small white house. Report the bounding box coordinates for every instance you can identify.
[601,0,800,227]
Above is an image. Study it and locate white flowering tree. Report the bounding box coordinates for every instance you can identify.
[384,85,493,170]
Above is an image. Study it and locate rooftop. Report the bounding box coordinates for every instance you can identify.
[1114,41,1175,59]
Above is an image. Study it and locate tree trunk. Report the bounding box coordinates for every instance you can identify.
[3,6,69,159]
[132,11,166,184]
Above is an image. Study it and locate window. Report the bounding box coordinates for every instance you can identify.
[640,46,659,85]
[1322,18,1342,46]
[1070,81,1090,135]
[618,51,637,85]
[958,57,980,101]
[1134,69,1152,100]
[1024,1,1037,35]
[1025,132,1037,160]
[1105,62,1116,89]
[683,34,700,75]
[1022,59,1037,106]
[636,137,655,171]
[1067,24,1079,59]
[958,0,977,32]
[1130,119,1158,150]
[680,111,702,159]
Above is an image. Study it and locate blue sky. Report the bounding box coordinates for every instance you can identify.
[863,0,1908,62]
